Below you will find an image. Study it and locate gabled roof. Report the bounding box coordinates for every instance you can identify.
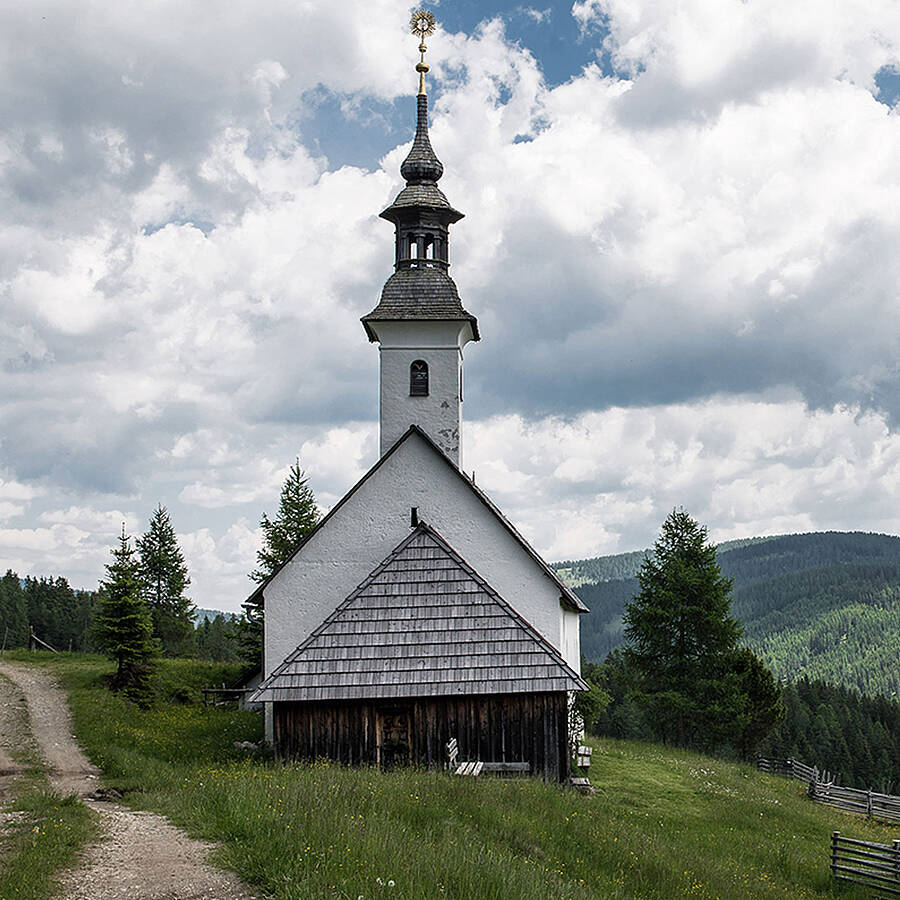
[250,523,587,703]
[245,425,588,614]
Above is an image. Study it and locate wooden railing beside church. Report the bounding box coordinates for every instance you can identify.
[758,757,900,824]
[830,832,900,898]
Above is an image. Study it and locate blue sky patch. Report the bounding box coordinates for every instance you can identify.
[874,66,900,106]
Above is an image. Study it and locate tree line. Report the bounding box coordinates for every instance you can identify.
[1,506,194,656]
[573,532,900,699]
[758,678,900,793]
[577,510,783,760]
[579,513,900,789]
[0,459,321,700]
[0,569,241,663]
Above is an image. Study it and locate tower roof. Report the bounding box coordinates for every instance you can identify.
[362,15,478,340]
[361,268,480,341]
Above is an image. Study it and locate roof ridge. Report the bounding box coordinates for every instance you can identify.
[245,426,588,615]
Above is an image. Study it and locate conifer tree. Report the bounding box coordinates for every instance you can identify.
[241,459,321,667]
[137,505,195,656]
[731,646,784,759]
[251,460,321,583]
[623,509,743,749]
[0,570,28,648]
[93,526,156,700]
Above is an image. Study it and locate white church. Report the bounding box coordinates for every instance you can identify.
[249,15,587,781]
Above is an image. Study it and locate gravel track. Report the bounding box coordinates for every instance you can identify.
[0,672,30,815]
[0,662,257,900]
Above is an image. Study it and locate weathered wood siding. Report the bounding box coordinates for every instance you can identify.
[273,691,570,781]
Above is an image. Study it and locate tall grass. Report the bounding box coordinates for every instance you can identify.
[28,654,894,899]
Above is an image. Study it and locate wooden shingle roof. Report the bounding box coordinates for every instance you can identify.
[251,523,587,703]
[361,268,480,341]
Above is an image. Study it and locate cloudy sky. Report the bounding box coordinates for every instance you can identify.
[3,0,900,612]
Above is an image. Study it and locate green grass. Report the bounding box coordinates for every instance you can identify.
[18,653,899,900]
[0,671,96,900]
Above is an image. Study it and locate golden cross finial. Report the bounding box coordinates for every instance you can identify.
[410,9,436,95]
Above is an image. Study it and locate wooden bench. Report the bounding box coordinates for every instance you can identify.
[447,738,530,776]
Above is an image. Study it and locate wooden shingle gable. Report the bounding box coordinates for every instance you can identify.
[250,523,588,703]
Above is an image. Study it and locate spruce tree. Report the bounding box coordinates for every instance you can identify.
[0,570,28,649]
[623,509,743,749]
[241,459,321,668]
[251,459,321,583]
[137,505,195,656]
[93,526,156,701]
[731,646,784,759]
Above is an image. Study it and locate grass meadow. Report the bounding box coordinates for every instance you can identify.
[10,652,898,900]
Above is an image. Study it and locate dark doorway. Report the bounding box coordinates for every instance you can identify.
[376,706,411,769]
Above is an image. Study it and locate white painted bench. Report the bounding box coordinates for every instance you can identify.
[446,738,530,776]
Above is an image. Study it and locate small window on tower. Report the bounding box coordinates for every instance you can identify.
[410,360,429,396]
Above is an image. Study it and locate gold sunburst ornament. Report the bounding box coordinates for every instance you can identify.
[410,9,437,95]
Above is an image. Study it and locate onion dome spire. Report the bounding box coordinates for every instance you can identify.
[362,11,479,342]
[401,11,443,185]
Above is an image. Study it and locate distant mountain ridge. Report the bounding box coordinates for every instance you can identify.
[554,531,900,699]
[195,607,237,624]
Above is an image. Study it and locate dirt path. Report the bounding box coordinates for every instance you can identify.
[0,672,30,807]
[0,662,258,900]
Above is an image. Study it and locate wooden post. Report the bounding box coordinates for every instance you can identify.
[29,624,36,652]
[866,789,873,819]
[831,832,839,881]
[892,839,899,887]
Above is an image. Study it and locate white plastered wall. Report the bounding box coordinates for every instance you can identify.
[262,431,581,737]
[373,320,474,465]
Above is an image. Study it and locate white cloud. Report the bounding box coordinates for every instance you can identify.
[573,0,900,95]
[0,478,40,502]
[468,399,900,561]
[179,519,260,612]
[1,1,899,610]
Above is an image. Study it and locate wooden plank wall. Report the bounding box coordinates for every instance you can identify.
[273,691,570,781]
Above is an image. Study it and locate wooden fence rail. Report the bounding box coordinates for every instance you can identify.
[758,757,900,824]
[831,832,900,898]
[812,783,900,825]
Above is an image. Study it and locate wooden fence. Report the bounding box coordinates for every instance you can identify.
[757,756,820,783]
[758,757,900,824]
[811,782,900,825]
[831,832,900,897]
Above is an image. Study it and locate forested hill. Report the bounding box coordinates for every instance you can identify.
[556,531,900,699]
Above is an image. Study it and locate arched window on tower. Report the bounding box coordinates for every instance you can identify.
[410,360,429,396]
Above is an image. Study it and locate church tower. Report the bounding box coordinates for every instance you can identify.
[361,12,479,466]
